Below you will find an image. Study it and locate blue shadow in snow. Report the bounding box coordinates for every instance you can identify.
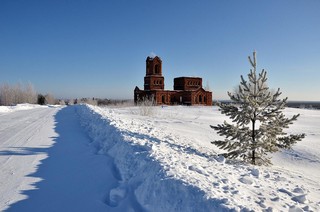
[6,106,117,212]
[0,147,49,156]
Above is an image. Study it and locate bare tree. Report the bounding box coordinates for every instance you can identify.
[24,82,37,104]
[45,93,56,105]
[0,82,38,106]
[0,83,12,106]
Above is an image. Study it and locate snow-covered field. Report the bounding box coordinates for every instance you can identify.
[0,104,319,211]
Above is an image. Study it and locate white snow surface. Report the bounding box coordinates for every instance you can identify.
[0,103,47,113]
[1,104,320,211]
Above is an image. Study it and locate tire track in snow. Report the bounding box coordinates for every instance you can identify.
[0,107,59,211]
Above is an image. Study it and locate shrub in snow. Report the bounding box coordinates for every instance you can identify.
[77,97,98,106]
[44,93,56,105]
[211,51,305,165]
[137,95,156,116]
[37,94,46,105]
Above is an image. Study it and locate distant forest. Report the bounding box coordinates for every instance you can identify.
[286,101,320,110]
[216,100,320,110]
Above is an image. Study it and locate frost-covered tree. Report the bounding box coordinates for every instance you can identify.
[0,82,37,105]
[211,51,305,165]
[24,82,37,104]
[45,93,56,105]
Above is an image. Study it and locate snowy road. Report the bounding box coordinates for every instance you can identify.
[0,106,129,212]
[0,107,58,210]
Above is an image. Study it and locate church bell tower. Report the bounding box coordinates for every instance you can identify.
[144,56,164,90]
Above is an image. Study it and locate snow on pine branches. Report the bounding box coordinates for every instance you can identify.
[211,51,305,165]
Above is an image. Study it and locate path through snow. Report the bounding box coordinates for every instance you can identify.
[1,106,143,212]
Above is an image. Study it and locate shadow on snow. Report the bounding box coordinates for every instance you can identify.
[6,106,118,212]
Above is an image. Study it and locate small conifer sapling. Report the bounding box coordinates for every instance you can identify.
[211,51,305,165]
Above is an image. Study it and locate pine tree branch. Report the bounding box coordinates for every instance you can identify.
[277,134,306,149]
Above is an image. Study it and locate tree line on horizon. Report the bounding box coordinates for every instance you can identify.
[0,82,56,106]
[0,82,132,107]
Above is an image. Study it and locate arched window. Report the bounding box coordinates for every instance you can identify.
[155,64,159,74]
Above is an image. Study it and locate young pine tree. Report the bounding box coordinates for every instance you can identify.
[211,51,305,165]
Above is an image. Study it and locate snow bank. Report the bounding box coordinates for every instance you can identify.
[76,104,320,211]
[0,104,48,113]
[75,105,226,211]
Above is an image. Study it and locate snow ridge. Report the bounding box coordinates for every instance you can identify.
[75,105,228,212]
[76,105,320,212]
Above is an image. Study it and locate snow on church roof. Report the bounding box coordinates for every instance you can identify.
[149,52,157,58]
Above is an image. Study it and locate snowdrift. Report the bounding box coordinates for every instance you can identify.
[76,104,320,211]
[76,105,225,212]
[0,104,46,113]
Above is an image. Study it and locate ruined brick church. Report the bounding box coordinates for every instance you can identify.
[134,56,212,106]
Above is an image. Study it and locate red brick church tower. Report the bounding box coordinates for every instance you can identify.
[144,56,164,90]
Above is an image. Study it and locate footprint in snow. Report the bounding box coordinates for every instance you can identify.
[293,187,304,194]
[213,182,219,187]
[270,196,280,202]
[231,190,239,195]
[250,168,260,178]
[239,176,253,185]
[278,188,293,197]
[221,178,228,184]
[291,194,307,204]
[188,165,208,176]
[105,187,127,207]
[275,176,287,182]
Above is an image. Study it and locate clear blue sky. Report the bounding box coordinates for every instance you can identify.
[1,0,319,101]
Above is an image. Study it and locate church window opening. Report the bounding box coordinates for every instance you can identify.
[155,64,159,74]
